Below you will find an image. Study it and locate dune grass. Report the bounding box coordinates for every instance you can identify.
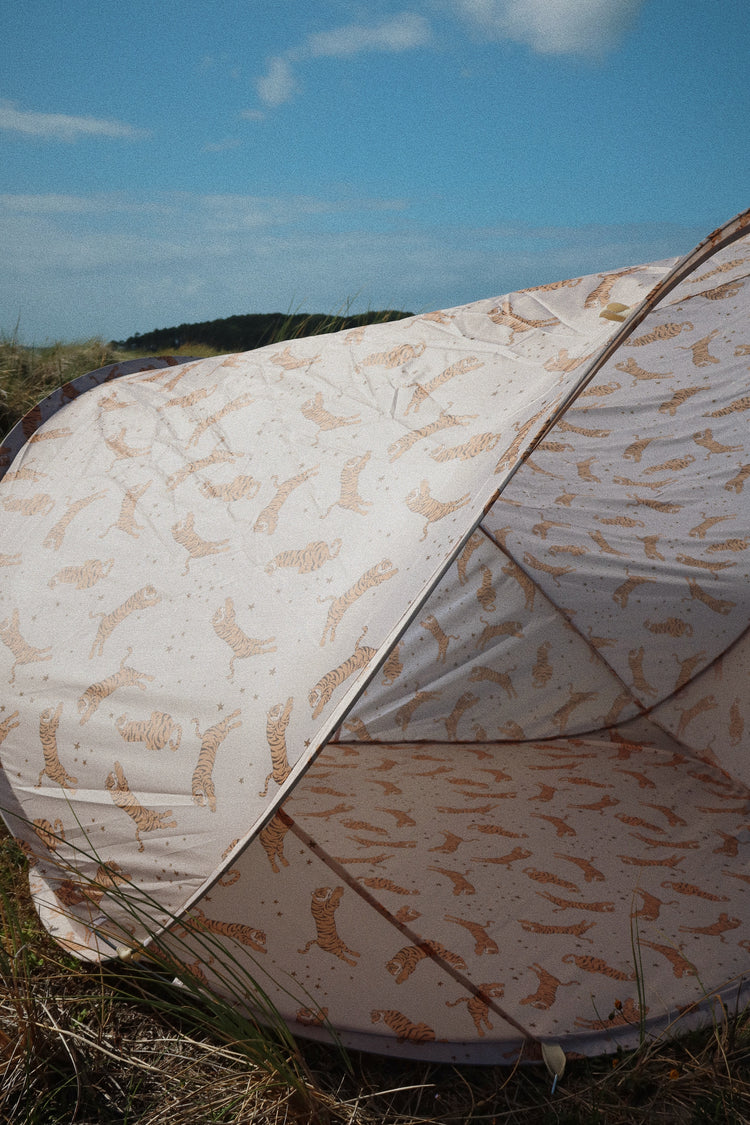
[3,336,750,1122]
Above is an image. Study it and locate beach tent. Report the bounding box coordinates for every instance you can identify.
[1,209,750,1065]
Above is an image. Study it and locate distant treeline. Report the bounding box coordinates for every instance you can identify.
[111,310,413,354]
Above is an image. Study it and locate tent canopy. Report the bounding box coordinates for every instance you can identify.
[1,209,750,1063]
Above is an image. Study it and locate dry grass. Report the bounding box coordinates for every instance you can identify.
[3,339,750,1122]
[3,820,750,1125]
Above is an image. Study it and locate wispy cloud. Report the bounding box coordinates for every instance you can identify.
[448,0,643,56]
[0,100,150,142]
[253,12,433,108]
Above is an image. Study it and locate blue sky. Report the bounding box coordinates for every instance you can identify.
[2,0,748,343]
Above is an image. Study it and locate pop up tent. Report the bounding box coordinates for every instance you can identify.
[1,209,750,1065]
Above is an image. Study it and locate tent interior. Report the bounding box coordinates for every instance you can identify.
[1,209,750,1064]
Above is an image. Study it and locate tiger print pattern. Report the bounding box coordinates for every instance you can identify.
[260,697,293,796]
[116,710,182,752]
[191,709,242,812]
[1,213,750,1063]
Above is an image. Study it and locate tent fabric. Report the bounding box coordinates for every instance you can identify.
[1,209,750,1062]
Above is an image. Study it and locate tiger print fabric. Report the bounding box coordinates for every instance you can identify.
[0,210,749,1060]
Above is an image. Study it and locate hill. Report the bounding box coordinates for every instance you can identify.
[111,309,413,355]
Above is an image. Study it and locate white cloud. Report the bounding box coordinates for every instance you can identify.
[305,12,433,57]
[253,12,433,108]
[449,0,643,56]
[255,56,298,107]
[0,100,149,142]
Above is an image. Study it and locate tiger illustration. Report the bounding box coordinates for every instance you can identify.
[430,431,503,463]
[387,406,476,460]
[446,983,505,1036]
[301,392,361,438]
[298,886,360,966]
[543,348,595,373]
[32,817,66,851]
[639,939,697,978]
[199,475,261,502]
[678,329,721,367]
[105,761,177,851]
[171,512,230,574]
[166,445,238,492]
[258,809,293,873]
[476,617,524,650]
[626,321,694,347]
[612,571,657,609]
[266,539,342,576]
[387,940,467,983]
[427,865,476,896]
[706,394,750,418]
[574,997,646,1030]
[191,709,242,812]
[456,531,484,585]
[0,709,20,745]
[49,557,115,590]
[495,406,549,473]
[520,963,578,1010]
[295,1007,329,1028]
[28,426,72,445]
[394,689,442,733]
[562,954,635,981]
[186,391,255,448]
[186,907,266,953]
[319,559,398,645]
[685,578,734,615]
[675,694,717,738]
[324,452,372,517]
[439,691,480,740]
[381,643,404,685]
[583,266,639,309]
[253,465,319,535]
[100,480,152,539]
[724,464,750,494]
[104,427,150,466]
[420,614,459,663]
[404,480,471,541]
[78,649,155,724]
[89,585,162,659]
[657,385,709,417]
[475,565,496,612]
[160,384,218,411]
[405,357,484,415]
[2,461,47,483]
[444,915,499,955]
[42,490,109,551]
[0,609,52,684]
[360,342,426,369]
[679,913,741,942]
[487,297,558,341]
[469,664,517,698]
[36,704,78,790]
[259,697,293,796]
[518,918,597,941]
[269,345,321,370]
[370,1010,435,1043]
[359,876,418,896]
[211,597,277,680]
[116,711,182,752]
[1,493,54,516]
[309,628,376,718]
